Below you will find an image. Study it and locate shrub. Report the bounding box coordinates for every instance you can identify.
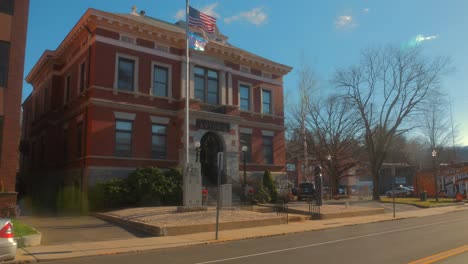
[262,170,278,203]
[88,178,128,210]
[254,185,271,204]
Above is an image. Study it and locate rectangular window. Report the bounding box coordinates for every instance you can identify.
[151,124,167,159]
[0,41,10,87]
[63,128,69,162]
[239,133,252,163]
[0,116,3,161]
[263,136,273,164]
[65,75,71,104]
[115,120,132,157]
[194,66,219,104]
[76,122,83,157]
[117,57,135,91]
[153,65,168,97]
[0,0,14,15]
[79,62,86,93]
[240,84,250,111]
[262,89,272,114]
[286,163,296,171]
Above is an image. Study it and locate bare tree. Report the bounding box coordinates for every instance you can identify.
[302,96,363,194]
[420,91,459,160]
[333,46,450,200]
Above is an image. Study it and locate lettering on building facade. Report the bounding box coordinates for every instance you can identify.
[196,119,230,132]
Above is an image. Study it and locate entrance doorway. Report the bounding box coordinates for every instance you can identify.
[200,132,224,186]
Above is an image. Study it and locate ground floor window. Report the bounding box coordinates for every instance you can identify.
[263,136,273,164]
[152,124,167,159]
[115,120,133,157]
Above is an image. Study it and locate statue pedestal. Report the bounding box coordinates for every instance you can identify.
[183,162,202,206]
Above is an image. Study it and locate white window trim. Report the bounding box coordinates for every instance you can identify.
[114,53,139,94]
[239,127,253,134]
[113,111,136,121]
[64,74,72,105]
[261,87,274,115]
[150,61,172,99]
[238,81,253,112]
[150,116,170,124]
[77,60,87,95]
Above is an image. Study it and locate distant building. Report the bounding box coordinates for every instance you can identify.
[415,163,468,197]
[0,0,29,209]
[21,8,291,207]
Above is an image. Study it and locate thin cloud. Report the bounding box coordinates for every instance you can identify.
[406,34,439,47]
[224,7,268,26]
[174,3,220,20]
[415,34,438,43]
[363,8,370,13]
[175,9,185,20]
[334,15,356,29]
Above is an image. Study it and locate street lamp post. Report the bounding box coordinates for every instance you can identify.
[432,149,439,202]
[327,154,332,200]
[195,141,201,163]
[241,146,248,186]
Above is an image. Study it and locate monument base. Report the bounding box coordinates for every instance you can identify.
[176,206,208,213]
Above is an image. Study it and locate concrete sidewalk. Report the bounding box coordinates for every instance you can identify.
[12,203,468,264]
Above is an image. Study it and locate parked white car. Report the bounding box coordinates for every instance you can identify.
[0,219,16,261]
[386,186,413,197]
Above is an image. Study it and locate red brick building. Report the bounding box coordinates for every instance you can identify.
[0,0,29,209]
[21,8,291,207]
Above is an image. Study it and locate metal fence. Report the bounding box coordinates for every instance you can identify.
[274,201,289,223]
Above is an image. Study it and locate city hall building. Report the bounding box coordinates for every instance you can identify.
[0,0,29,208]
[21,7,291,203]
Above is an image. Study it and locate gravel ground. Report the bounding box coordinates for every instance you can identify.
[105,207,282,227]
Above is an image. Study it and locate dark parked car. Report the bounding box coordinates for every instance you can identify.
[297,182,316,201]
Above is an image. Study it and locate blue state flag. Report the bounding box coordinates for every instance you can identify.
[188,31,208,51]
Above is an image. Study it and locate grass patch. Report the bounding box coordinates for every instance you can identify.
[380,197,459,208]
[12,219,38,237]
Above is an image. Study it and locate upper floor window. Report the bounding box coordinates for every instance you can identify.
[117,57,136,91]
[115,120,133,157]
[0,0,14,15]
[194,66,218,105]
[262,89,272,115]
[65,75,71,104]
[152,124,167,159]
[239,133,252,163]
[240,84,250,111]
[79,62,86,93]
[153,65,168,97]
[63,128,69,162]
[0,41,10,87]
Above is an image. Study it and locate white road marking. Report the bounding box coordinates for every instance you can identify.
[194,217,467,264]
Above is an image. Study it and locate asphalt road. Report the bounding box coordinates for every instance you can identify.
[47,208,468,264]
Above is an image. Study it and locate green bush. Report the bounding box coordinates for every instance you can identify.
[88,178,128,210]
[89,166,184,210]
[254,185,271,204]
[262,170,278,203]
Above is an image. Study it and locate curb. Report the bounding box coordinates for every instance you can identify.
[380,201,466,209]
[96,213,287,236]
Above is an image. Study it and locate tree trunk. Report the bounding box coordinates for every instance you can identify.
[372,168,380,200]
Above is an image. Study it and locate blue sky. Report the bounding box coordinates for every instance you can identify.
[24,0,468,145]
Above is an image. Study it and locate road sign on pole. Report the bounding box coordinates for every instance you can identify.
[215,152,223,240]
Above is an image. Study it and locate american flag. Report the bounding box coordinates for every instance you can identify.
[188,6,216,33]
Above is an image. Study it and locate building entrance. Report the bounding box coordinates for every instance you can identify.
[200,132,224,186]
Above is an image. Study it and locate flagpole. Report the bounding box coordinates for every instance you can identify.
[185,0,190,167]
